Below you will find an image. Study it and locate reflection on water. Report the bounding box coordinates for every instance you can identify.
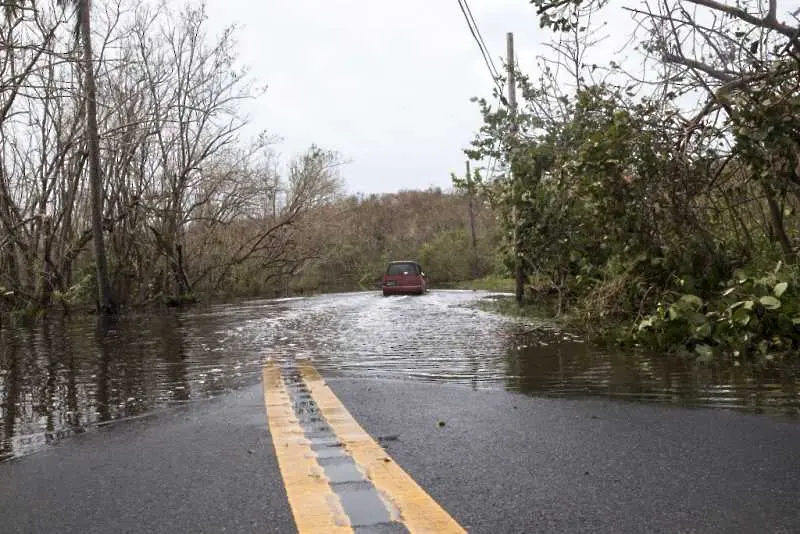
[1,291,797,461]
[504,326,799,416]
[0,307,277,462]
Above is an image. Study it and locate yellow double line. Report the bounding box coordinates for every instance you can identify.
[262,361,466,534]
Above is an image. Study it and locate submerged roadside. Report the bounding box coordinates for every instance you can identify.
[459,273,800,363]
[457,276,800,417]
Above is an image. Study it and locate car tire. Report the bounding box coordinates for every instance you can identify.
[382,291,389,297]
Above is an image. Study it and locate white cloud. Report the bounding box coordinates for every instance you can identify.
[203,0,634,195]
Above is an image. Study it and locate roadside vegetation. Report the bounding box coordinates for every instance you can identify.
[466,0,800,363]
[0,0,509,320]
[451,275,515,292]
[0,0,342,314]
[3,0,799,367]
[287,189,503,295]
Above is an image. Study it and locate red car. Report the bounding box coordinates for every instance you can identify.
[382,261,428,296]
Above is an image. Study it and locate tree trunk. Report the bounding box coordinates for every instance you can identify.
[465,161,480,278]
[172,242,192,297]
[761,181,795,263]
[35,216,53,307]
[79,0,115,314]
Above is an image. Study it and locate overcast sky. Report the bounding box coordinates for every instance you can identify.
[202,0,629,195]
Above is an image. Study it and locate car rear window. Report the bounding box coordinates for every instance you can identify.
[386,263,418,275]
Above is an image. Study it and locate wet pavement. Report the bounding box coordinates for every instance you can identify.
[1,288,799,533]
[0,365,798,533]
[0,384,294,533]
[328,376,800,534]
[281,366,406,532]
[1,290,798,461]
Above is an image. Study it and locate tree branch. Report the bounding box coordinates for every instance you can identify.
[685,0,798,38]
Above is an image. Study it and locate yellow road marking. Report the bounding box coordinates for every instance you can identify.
[299,362,467,534]
[262,364,352,533]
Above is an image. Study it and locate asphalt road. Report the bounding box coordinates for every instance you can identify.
[1,370,798,533]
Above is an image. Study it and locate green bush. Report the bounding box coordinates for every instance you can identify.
[635,262,800,361]
[419,229,474,284]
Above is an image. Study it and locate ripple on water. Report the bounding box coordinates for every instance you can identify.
[1,290,798,461]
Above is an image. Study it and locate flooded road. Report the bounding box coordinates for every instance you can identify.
[1,290,798,461]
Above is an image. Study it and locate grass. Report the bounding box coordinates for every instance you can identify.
[470,291,631,348]
[472,294,561,321]
[450,276,516,293]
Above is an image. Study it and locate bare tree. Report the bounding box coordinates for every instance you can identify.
[126,2,262,300]
[0,0,352,310]
[0,1,68,308]
[627,0,800,260]
[36,0,116,313]
[192,145,345,294]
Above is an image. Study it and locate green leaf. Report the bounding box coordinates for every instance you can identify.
[694,344,714,362]
[721,287,736,297]
[688,312,707,326]
[773,282,788,298]
[733,308,751,326]
[695,322,712,338]
[759,295,781,310]
[679,294,703,309]
[728,299,755,312]
[638,317,654,330]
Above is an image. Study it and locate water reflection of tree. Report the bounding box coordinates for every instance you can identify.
[95,317,113,423]
[0,329,20,461]
[42,315,82,440]
[93,312,193,419]
[0,305,263,460]
[505,338,710,406]
[1,317,83,460]
[45,318,59,434]
[504,331,799,415]
[158,313,190,402]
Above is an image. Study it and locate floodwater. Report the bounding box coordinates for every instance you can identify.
[1,290,797,461]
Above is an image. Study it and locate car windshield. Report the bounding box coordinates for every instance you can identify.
[386,263,418,276]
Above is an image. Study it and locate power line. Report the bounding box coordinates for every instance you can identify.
[457,0,509,200]
[461,0,501,80]
[457,0,504,96]
[457,0,502,89]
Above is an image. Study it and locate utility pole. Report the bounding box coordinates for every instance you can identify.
[507,32,523,305]
[466,160,479,277]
